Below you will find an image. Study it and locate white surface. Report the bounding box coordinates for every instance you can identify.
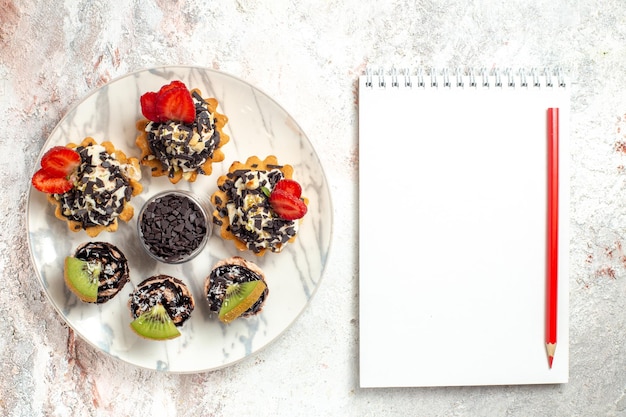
[3,0,626,416]
[359,70,569,387]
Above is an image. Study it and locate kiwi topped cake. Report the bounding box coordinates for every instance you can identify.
[31,138,143,237]
[128,275,195,340]
[205,256,269,324]
[135,80,229,184]
[64,241,130,303]
[211,155,308,256]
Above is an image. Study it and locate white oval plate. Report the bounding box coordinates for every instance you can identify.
[26,66,333,372]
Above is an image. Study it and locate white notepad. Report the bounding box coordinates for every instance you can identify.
[358,68,570,387]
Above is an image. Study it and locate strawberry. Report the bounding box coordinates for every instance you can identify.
[159,80,188,94]
[140,92,159,122]
[32,169,74,194]
[40,146,81,177]
[140,81,195,123]
[273,179,302,198]
[269,189,307,220]
[31,146,80,194]
[155,87,195,123]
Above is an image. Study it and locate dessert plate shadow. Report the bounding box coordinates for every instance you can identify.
[26,66,333,373]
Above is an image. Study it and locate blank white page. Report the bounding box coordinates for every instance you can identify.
[358,69,569,387]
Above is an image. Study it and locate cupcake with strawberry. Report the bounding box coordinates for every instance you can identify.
[135,80,229,184]
[211,155,308,256]
[31,137,143,237]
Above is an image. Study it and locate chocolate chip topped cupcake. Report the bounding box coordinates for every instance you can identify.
[128,275,194,340]
[135,80,229,183]
[64,241,130,303]
[205,256,269,323]
[211,155,308,256]
[32,137,143,237]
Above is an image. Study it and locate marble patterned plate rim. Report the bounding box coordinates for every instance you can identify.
[25,65,333,373]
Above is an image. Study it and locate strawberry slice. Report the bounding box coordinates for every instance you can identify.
[140,91,159,122]
[32,169,74,194]
[40,146,81,177]
[273,179,302,198]
[155,86,195,123]
[140,81,195,123]
[32,146,80,194]
[159,80,188,94]
[269,189,307,220]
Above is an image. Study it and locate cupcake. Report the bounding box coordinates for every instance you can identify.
[31,137,143,237]
[211,155,308,256]
[205,256,269,324]
[128,275,194,340]
[63,241,130,303]
[135,80,229,183]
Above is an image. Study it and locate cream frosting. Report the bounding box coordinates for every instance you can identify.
[54,144,140,227]
[224,169,299,253]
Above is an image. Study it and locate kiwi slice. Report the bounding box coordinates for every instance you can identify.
[218,280,267,324]
[130,303,181,340]
[64,256,101,303]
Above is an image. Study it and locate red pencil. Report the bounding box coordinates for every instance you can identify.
[546,107,559,368]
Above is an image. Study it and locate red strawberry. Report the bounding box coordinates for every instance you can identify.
[140,91,159,122]
[269,189,307,220]
[159,80,188,94]
[156,86,195,123]
[40,146,81,177]
[140,81,195,123]
[32,146,80,194]
[32,169,74,194]
[273,179,302,198]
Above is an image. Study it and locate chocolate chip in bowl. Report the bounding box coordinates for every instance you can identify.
[137,190,212,264]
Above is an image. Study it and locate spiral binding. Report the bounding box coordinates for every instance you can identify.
[364,67,566,89]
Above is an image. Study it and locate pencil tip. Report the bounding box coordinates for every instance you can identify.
[545,343,557,369]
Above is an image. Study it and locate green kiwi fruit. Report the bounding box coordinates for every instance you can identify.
[64,256,101,303]
[218,280,267,324]
[130,303,181,340]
